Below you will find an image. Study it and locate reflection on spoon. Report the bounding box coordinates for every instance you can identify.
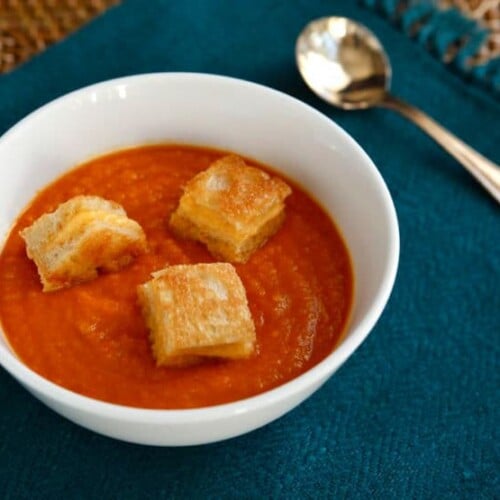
[296,16,500,203]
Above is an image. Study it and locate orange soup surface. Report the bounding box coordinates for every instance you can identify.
[0,145,353,409]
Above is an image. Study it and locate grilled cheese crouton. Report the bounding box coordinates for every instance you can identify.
[170,155,291,262]
[137,263,256,367]
[20,195,147,291]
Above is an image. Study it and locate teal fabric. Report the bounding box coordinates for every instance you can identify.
[0,0,499,498]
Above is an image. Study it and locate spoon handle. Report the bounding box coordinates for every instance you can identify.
[380,94,500,204]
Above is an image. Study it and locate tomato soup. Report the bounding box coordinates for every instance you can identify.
[0,145,353,409]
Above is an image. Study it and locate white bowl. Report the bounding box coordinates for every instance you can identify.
[0,73,399,446]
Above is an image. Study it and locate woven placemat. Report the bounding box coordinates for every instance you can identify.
[441,0,499,65]
[361,0,500,91]
[0,0,120,73]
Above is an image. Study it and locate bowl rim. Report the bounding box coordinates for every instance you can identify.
[0,72,400,422]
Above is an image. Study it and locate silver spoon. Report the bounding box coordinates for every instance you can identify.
[296,16,500,203]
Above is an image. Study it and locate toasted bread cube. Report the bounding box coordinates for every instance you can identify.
[20,195,147,291]
[169,155,291,263]
[137,263,256,367]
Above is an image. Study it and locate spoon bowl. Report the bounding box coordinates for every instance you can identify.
[296,16,500,203]
[296,17,390,109]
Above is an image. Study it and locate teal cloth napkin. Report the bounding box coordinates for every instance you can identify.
[0,0,498,498]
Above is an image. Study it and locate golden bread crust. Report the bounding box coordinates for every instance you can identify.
[20,195,147,291]
[137,263,256,367]
[169,155,291,262]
